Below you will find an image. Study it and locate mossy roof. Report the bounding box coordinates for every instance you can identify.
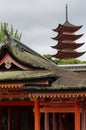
[1,39,86,92]
[0,70,57,81]
[1,44,55,69]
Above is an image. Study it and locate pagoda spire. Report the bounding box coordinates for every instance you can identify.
[66,4,68,22]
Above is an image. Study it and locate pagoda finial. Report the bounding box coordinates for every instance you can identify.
[66,4,68,22]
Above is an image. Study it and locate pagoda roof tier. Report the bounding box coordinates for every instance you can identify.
[53,21,82,33]
[52,33,83,41]
[51,42,84,50]
[52,51,85,59]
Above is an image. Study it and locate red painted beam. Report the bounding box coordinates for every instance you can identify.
[40,101,75,106]
[40,107,75,113]
[0,101,34,106]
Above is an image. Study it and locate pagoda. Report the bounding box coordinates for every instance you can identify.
[51,5,85,59]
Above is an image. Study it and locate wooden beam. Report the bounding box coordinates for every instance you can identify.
[40,101,74,106]
[40,107,75,113]
[0,101,34,106]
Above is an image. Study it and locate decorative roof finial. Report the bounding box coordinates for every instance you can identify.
[4,30,12,44]
[66,4,68,22]
[4,29,9,37]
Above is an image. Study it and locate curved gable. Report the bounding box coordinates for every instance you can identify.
[0,46,31,70]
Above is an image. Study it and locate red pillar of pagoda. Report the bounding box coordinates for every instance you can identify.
[34,101,40,130]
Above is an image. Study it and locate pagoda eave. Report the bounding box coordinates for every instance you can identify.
[53,23,82,33]
[52,34,83,41]
[52,51,85,59]
[52,43,85,50]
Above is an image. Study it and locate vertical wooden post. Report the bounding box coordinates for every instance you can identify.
[16,108,21,130]
[8,107,11,130]
[34,101,40,130]
[75,102,80,130]
[45,113,49,130]
[59,113,63,130]
[65,114,68,130]
[81,110,86,130]
[0,108,2,130]
[52,113,57,130]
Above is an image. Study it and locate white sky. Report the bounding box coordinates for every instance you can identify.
[0,0,86,60]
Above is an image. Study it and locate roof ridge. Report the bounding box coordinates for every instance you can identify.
[3,34,51,63]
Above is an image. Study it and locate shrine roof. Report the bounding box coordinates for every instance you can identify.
[0,70,57,81]
[0,44,55,70]
[0,35,86,92]
[22,70,86,92]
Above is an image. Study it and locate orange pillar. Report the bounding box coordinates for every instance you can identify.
[45,113,49,130]
[34,101,40,130]
[52,113,57,130]
[8,107,11,130]
[75,102,80,130]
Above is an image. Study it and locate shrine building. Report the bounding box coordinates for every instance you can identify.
[0,32,86,130]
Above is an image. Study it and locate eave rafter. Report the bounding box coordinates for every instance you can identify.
[28,92,86,102]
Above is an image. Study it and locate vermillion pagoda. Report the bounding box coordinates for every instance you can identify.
[51,5,85,59]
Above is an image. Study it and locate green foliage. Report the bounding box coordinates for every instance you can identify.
[44,54,52,60]
[0,22,22,43]
[57,59,86,64]
[44,54,86,64]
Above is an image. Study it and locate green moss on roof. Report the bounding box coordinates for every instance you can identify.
[8,45,53,69]
[0,45,64,71]
[0,70,57,81]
